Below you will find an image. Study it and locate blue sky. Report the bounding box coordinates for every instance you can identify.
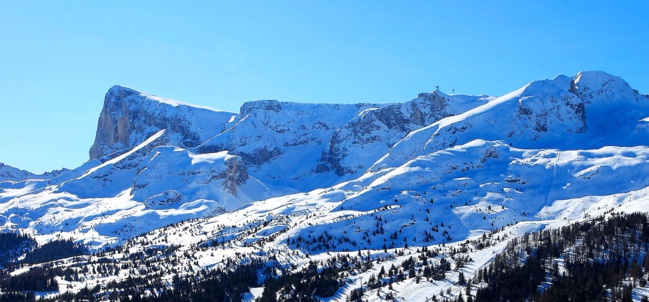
[1,1,648,173]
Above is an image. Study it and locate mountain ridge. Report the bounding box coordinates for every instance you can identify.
[3,70,649,301]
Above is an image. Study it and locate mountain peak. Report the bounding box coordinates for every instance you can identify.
[89,86,236,160]
[416,90,448,99]
[573,70,624,84]
[240,99,282,115]
[107,84,136,93]
[106,85,226,112]
[0,162,36,181]
[570,70,636,100]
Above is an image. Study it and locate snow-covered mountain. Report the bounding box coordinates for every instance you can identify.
[0,162,38,182]
[89,85,237,160]
[3,71,649,301]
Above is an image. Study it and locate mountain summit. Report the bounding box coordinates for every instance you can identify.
[89,85,236,160]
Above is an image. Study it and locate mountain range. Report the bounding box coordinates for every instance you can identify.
[2,71,649,301]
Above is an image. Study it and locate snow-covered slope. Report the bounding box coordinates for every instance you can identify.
[320,92,492,176]
[0,162,38,182]
[372,72,649,172]
[3,71,649,301]
[198,100,379,191]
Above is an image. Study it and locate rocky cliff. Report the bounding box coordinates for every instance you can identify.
[89,85,236,160]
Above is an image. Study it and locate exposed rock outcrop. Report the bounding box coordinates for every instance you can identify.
[89,85,235,160]
[318,92,491,175]
[197,100,373,189]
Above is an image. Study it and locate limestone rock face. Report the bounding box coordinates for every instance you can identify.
[89,85,235,160]
[197,100,375,189]
[318,92,491,175]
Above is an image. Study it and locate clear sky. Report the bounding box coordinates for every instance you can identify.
[1,1,648,174]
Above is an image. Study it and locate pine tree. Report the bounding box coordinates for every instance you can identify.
[458,271,466,285]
